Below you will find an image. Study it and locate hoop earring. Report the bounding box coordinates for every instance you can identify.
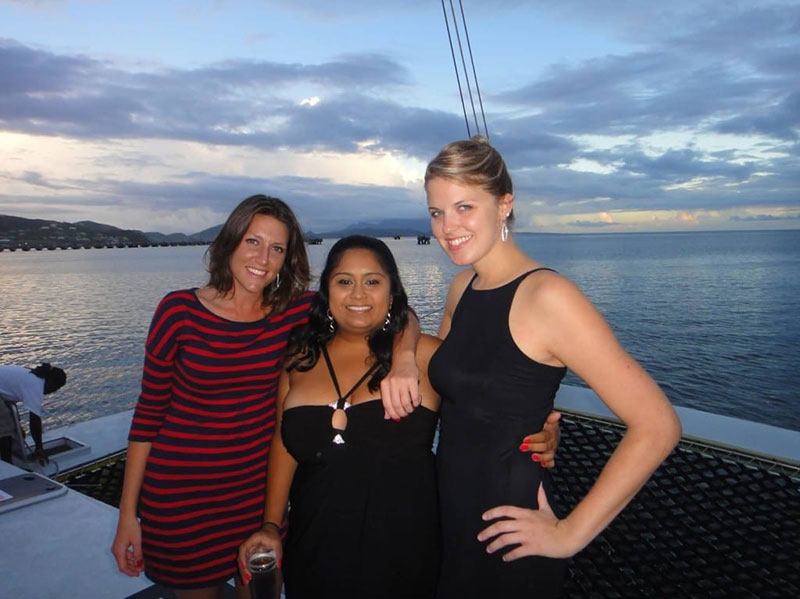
[326,309,335,333]
[273,272,281,290]
[382,310,391,331]
[501,220,509,243]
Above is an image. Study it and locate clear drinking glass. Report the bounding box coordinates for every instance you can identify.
[247,548,281,599]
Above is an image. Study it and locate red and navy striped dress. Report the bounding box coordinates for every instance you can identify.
[128,288,313,588]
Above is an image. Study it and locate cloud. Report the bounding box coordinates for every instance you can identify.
[492,2,799,151]
[732,213,800,222]
[1,0,798,234]
[18,170,74,190]
[0,167,424,232]
[569,220,616,228]
[0,39,417,149]
[268,0,430,20]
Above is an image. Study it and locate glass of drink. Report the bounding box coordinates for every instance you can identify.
[247,548,281,599]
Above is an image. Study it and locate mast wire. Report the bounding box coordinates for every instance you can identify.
[457,0,489,140]
[440,0,471,136]
[440,0,489,140]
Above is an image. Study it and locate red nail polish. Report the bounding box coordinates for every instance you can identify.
[135,558,143,568]
[532,453,540,462]
[541,460,548,467]
[393,418,400,422]
[519,444,529,451]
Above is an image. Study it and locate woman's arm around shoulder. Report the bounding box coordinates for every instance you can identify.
[381,311,421,420]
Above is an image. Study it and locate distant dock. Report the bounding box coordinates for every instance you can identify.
[0,240,212,252]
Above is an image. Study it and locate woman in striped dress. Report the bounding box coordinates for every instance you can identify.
[111,195,421,599]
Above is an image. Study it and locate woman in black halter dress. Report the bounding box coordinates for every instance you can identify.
[238,236,441,599]
[429,268,569,597]
[419,137,682,598]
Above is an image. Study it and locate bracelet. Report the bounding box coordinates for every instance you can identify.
[261,521,281,533]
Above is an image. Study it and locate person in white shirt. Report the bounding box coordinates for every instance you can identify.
[0,363,66,465]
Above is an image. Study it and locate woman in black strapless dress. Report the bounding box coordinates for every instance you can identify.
[238,235,441,599]
[419,137,682,599]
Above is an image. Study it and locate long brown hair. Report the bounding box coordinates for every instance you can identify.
[205,194,310,314]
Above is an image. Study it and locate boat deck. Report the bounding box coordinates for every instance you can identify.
[2,388,798,598]
[56,412,799,598]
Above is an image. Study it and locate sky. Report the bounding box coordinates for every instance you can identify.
[1,0,798,234]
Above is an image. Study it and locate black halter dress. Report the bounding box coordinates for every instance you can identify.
[429,270,568,599]
[281,347,440,599]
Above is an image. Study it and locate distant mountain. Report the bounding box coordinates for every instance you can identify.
[188,224,223,242]
[143,225,220,243]
[144,231,191,243]
[0,214,151,247]
[0,214,431,249]
[317,218,431,238]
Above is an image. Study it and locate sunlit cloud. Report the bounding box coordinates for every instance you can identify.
[680,211,699,224]
[527,205,800,233]
[1,0,798,233]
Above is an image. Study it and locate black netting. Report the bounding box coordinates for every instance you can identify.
[557,416,799,598]
[58,417,799,598]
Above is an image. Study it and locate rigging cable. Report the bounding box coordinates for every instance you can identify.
[457,0,489,139]
[440,0,489,140]
[440,0,471,136]
[447,0,480,136]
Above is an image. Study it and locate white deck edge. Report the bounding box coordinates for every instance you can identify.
[554,385,800,465]
[0,458,152,598]
[30,388,800,474]
[34,387,800,473]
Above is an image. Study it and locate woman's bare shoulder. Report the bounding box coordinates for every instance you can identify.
[517,269,585,309]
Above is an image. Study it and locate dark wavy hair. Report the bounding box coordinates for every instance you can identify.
[205,195,310,314]
[30,363,66,394]
[286,235,410,392]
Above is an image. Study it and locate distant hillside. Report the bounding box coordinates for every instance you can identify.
[144,231,191,243]
[188,224,223,242]
[0,214,151,247]
[143,224,220,243]
[318,218,431,238]
[0,214,431,249]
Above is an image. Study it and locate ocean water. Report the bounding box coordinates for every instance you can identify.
[1,230,798,432]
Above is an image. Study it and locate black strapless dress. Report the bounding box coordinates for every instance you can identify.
[281,399,440,599]
[429,270,568,599]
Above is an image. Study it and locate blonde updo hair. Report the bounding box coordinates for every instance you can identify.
[424,135,514,223]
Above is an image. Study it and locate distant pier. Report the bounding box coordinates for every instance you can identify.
[0,240,212,252]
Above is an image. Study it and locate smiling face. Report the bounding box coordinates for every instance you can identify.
[426,177,513,268]
[327,248,392,336]
[229,213,289,299]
